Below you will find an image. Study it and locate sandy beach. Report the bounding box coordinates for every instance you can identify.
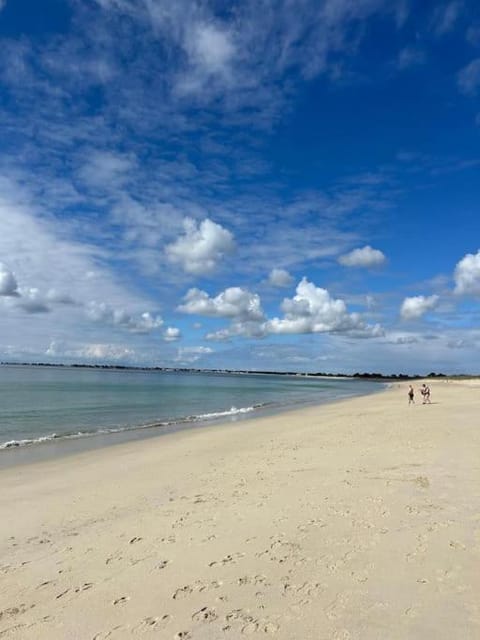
[1,380,479,640]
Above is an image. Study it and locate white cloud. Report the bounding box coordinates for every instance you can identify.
[0,180,152,315]
[189,23,235,74]
[206,319,267,341]
[195,279,384,341]
[265,278,383,336]
[178,286,265,321]
[78,150,136,190]
[338,245,386,268]
[17,288,50,314]
[79,343,136,361]
[454,250,480,295]
[400,295,439,320]
[0,263,19,296]
[267,268,294,288]
[166,218,235,275]
[86,302,163,333]
[164,326,181,341]
[458,58,480,95]
[45,339,135,361]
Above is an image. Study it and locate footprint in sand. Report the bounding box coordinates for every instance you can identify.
[449,540,467,550]
[37,580,54,589]
[208,552,245,567]
[173,580,222,600]
[192,606,218,623]
[132,615,171,633]
[129,537,143,545]
[225,609,255,624]
[173,586,193,600]
[240,619,279,635]
[237,574,268,587]
[113,596,130,606]
[413,476,430,489]
[0,604,35,619]
[174,632,192,639]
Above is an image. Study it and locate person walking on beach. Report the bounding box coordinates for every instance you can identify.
[408,385,415,405]
[421,383,431,404]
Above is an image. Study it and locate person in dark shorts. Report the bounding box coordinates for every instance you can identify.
[408,385,415,405]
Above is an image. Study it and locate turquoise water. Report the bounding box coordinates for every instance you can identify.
[0,365,381,452]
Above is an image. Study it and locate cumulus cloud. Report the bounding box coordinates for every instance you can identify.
[86,302,163,333]
[400,295,439,320]
[79,343,136,361]
[0,263,19,296]
[454,249,480,295]
[166,218,234,275]
[178,286,265,321]
[338,245,386,268]
[267,268,294,288]
[265,278,383,337]
[191,279,383,340]
[164,326,181,341]
[17,288,50,313]
[206,319,267,341]
[458,58,480,95]
[45,339,134,361]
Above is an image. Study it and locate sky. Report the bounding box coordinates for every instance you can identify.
[0,0,479,375]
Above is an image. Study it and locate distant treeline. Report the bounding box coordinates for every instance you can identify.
[0,362,476,380]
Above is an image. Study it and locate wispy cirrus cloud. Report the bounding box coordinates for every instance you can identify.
[430,1,463,36]
[458,58,480,94]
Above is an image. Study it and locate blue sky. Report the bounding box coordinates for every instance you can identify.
[0,0,479,374]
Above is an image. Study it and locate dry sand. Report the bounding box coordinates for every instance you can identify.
[1,380,479,639]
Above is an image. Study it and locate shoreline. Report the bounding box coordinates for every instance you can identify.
[1,379,479,639]
[0,380,385,469]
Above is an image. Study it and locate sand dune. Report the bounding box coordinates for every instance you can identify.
[1,380,479,639]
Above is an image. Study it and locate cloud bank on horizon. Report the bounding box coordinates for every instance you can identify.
[0,0,479,374]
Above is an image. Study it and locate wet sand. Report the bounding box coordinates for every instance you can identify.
[0,379,479,639]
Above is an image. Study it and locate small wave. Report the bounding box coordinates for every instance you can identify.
[190,404,259,421]
[0,434,60,449]
[0,403,268,450]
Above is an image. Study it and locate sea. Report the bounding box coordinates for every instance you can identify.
[0,365,383,466]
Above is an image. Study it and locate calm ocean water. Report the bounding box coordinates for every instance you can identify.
[0,365,381,455]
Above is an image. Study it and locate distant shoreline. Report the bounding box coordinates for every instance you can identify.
[1,361,473,381]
